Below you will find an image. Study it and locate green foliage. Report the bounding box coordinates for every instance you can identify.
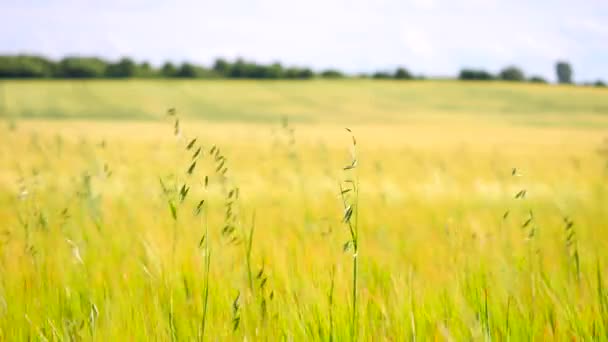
[213,58,231,75]
[284,67,314,79]
[161,62,177,77]
[212,58,314,79]
[56,56,107,78]
[0,55,54,78]
[370,68,414,80]
[0,55,315,80]
[265,63,284,79]
[499,66,525,81]
[174,63,198,78]
[372,71,392,79]
[320,69,345,78]
[105,58,136,78]
[135,62,157,77]
[0,54,600,85]
[459,68,495,80]
[394,67,413,80]
[528,75,547,83]
[556,61,573,84]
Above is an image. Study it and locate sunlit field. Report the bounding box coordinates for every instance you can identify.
[0,80,607,340]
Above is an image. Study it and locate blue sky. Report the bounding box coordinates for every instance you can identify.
[1,0,607,81]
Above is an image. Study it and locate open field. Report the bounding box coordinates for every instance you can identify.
[2,79,608,125]
[0,80,608,340]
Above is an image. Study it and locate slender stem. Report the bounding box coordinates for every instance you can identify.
[171,218,178,265]
[201,250,211,340]
[351,178,360,342]
[351,252,358,341]
[169,294,177,342]
[340,182,359,341]
[339,130,360,342]
[200,212,211,341]
[246,211,256,293]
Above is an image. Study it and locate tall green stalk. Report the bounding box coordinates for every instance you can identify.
[340,128,359,341]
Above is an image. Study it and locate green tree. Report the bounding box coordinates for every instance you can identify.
[556,61,573,84]
[56,57,107,78]
[284,67,314,79]
[394,67,413,80]
[265,63,284,79]
[105,58,136,78]
[0,55,54,78]
[136,62,157,77]
[228,58,247,78]
[372,71,392,79]
[499,66,525,81]
[212,58,231,76]
[459,69,495,80]
[320,69,344,78]
[161,62,177,77]
[528,75,547,83]
[175,63,198,78]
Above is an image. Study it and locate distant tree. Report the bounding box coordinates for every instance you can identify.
[499,66,525,81]
[140,62,151,70]
[394,67,413,80]
[556,61,573,84]
[193,65,217,78]
[212,58,231,76]
[528,75,547,83]
[56,57,107,78]
[595,80,606,87]
[298,68,315,79]
[284,67,314,79]
[283,67,299,79]
[228,58,247,78]
[174,63,198,78]
[105,57,136,78]
[265,63,284,79]
[0,55,54,78]
[320,69,344,78]
[216,58,265,79]
[372,71,392,79]
[250,64,272,78]
[136,62,157,77]
[161,62,177,77]
[459,69,495,80]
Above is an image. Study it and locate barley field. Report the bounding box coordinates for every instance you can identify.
[0,80,607,340]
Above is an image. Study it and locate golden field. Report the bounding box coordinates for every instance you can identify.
[0,80,607,340]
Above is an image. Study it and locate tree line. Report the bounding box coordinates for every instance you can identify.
[458,62,606,86]
[0,54,605,86]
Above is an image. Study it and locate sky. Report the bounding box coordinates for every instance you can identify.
[1,0,607,81]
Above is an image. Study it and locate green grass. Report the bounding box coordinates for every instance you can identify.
[0,80,607,340]
[2,79,608,124]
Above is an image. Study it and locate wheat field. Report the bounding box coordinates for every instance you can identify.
[0,80,607,340]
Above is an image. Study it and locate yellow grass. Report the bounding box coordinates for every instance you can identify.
[0,80,607,340]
